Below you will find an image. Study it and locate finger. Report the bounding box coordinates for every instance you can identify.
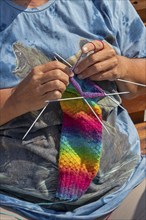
[35,61,74,77]
[75,48,116,74]
[89,69,119,81]
[37,69,70,85]
[40,80,67,95]
[42,90,62,101]
[77,57,118,79]
[82,40,105,54]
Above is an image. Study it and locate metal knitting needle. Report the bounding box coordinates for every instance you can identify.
[54,53,72,67]
[83,98,110,134]
[116,79,146,87]
[45,96,84,103]
[22,104,48,140]
[44,91,129,103]
[104,91,130,96]
[107,95,125,111]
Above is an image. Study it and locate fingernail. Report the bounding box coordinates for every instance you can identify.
[82,46,88,53]
[70,71,74,77]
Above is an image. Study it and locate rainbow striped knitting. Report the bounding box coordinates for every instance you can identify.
[56,78,103,201]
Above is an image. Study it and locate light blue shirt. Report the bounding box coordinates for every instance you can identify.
[0,0,146,219]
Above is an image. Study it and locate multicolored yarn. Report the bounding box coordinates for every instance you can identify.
[70,77,105,98]
[56,78,103,201]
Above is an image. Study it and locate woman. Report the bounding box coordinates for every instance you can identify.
[0,0,146,219]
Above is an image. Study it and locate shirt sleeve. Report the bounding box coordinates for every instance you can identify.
[102,0,146,58]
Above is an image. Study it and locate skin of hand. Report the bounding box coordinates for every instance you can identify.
[75,40,146,97]
[0,61,73,125]
[74,40,123,81]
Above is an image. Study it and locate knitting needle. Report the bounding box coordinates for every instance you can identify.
[45,96,84,103]
[107,95,125,111]
[71,52,83,71]
[44,91,130,103]
[22,104,48,140]
[83,98,110,134]
[54,53,72,67]
[104,91,130,96]
[116,78,146,87]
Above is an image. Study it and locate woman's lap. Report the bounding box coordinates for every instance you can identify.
[0,179,145,220]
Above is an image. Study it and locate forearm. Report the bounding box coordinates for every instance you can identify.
[0,88,27,126]
[116,57,146,98]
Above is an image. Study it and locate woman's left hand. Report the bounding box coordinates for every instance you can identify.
[74,40,126,81]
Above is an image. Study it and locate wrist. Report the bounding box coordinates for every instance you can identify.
[0,87,28,126]
[117,55,129,80]
[9,87,29,116]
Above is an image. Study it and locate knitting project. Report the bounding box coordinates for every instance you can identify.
[56,78,103,201]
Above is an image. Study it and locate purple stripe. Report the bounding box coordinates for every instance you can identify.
[70,77,105,98]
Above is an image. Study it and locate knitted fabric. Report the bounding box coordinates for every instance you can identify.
[56,79,103,201]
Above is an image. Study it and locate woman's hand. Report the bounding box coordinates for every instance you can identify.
[0,61,73,125]
[12,61,73,112]
[74,40,127,81]
[74,40,146,98]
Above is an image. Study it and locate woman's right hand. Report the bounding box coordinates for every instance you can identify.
[12,61,73,113]
[0,61,73,125]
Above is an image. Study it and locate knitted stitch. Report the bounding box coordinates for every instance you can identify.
[56,79,103,201]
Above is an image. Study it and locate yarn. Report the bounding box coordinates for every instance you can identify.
[56,80,103,201]
[70,77,105,98]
